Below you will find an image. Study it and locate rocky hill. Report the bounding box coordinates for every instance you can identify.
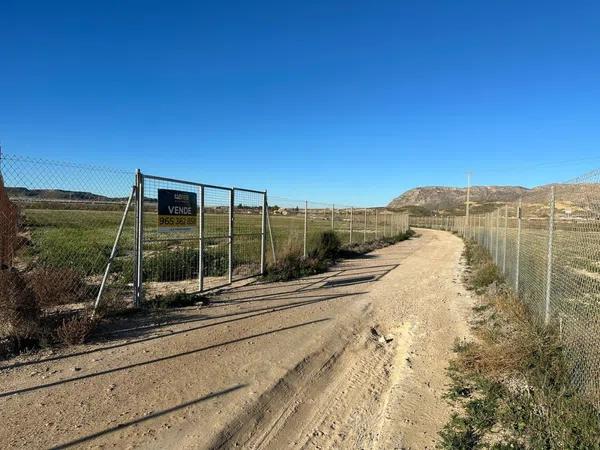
[388,186,529,212]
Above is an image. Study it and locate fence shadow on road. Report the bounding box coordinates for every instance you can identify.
[49,384,248,449]
[0,317,331,398]
[0,263,397,373]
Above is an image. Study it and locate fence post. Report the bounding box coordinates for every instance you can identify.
[133,169,144,307]
[502,204,508,274]
[545,187,555,325]
[364,209,367,242]
[488,213,492,252]
[515,198,522,293]
[375,209,378,238]
[350,207,354,243]
[260,190,266,274]
[495,209,500,265]
[330,204,333,230]
[303,200,308,258]
[228,189,234,283]
[199,186,205,288]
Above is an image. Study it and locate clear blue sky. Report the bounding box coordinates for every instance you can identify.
[1,1,600,205]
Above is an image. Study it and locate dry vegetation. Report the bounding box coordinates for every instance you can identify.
[0,269,98,358]
[263,229,415,282]
[440,240,600,449]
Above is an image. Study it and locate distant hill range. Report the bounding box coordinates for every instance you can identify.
[6,187,114,202]
[388,184,600,215]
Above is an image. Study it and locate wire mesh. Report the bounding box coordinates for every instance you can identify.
[410,173,600,409]
[1,152,411,339]
[233,188,264,281]
[0,153,135,314]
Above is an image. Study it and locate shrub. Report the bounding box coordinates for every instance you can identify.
[265,229,414,282]
[0,269,40,344]
[308,230,341,261]
[471,262,502,291]
[54,315,96,345]
[339,229,414,257]
[147,291,210,309]
[264,252,326,282]
[27,267,86,307]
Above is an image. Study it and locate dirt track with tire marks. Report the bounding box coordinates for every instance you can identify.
[0,229,472,449]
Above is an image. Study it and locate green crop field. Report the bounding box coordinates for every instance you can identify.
[17,207,400,292]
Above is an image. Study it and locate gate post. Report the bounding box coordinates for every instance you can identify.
[261,191,267,274]
[133,169,144,307]
[228,189,234,284]
[303,200,308,258]
[199,185,205,290]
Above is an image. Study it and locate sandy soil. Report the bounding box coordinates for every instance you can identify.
[0,229,473,449]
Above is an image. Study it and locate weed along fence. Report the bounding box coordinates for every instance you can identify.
[410,171,600,409]
[0,153,409,319]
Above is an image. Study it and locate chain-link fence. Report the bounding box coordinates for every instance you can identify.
[410,172,600,409]
[268,196,410,261]
[0,153,409,321]
[0,153,135,319]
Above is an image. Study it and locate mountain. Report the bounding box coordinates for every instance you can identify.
[388,182,600,216]
[387,186,530,213]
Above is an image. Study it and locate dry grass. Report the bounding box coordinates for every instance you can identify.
[0,269,41,341]
[53,315,96,345]
[440,239,600,449]
[27,267,86,307]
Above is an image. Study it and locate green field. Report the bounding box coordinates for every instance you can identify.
[17,207,407,297]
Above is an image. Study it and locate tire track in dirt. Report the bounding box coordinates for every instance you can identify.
[211,229,473,450]
[0,230,471,449]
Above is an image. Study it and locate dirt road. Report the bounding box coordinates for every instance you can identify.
[0,229,473,449]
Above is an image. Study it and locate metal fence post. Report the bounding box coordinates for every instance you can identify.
[375,209,378,238]
[228,188,234,284]
[199,185,205,289]
[331,204,334,230]
[545,187,556,325]
[488,213,492,253]
[495,209,500,265]
[133,169,144,307]
[515,198,522,293]
[364,209,367,242]
[502,204,508,274]
[350,207,353,243]
[260,190,267,274]
[303,200,308,258]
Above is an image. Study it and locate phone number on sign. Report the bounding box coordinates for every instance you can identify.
[158,216,197,226]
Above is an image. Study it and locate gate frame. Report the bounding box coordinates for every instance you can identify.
[133,171,266,306]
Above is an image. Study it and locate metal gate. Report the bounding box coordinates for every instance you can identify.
[133,171,266,305]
